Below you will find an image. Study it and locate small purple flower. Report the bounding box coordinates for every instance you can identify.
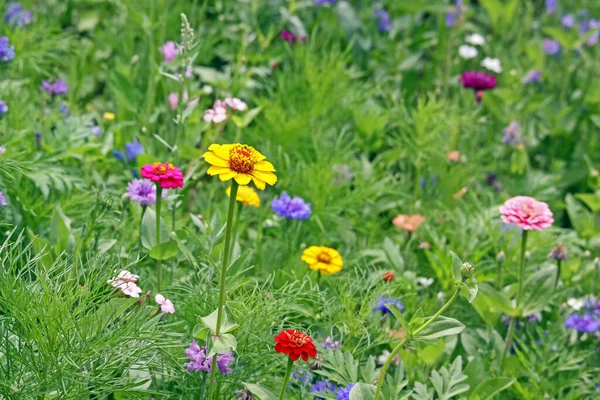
[373,295,404,314]
[160,41,178,63]
[445,0,463,27]
[549,243,567,261]
[545,0,556,14]
[543,39,561,55]
[271,192,311,220]
[91,125,102,137]
[125,138,144,161]
[281,29,297,42]
[311,380,338,400]
[322,336,341,350]
[184,339,235,374]
[565,312,600,333]
[0,191,7,207]
[127,179,164,206]
[59,103,69,118]
[41,79,68,96]
[336,383,355,400]
[0,101,8,116]
[522,69,541,84]
[5,3,31,27]
[503,121,522,145]
[373,9,391,32]
[0,37,15,62]
[561,14,574,29]
[113,150,125,162]
[315,0,337,5]
[586,19,599,46]
[291,369,313,386]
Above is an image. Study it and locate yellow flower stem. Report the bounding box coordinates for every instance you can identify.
[208,181,239,400]
[374,288,460,400]
[156,185,163,292]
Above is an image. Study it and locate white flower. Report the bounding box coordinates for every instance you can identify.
[481,57,502,73]
[465,33,485,46]
[416,277,434,288]
[567,298,584,311]
[458,45,478,59]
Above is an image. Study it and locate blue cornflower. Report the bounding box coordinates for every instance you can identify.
[41,80,68,96]
[311,380,337,399]
[91,125,102,137]
[291,369,313,387]
[561,14,574,29]
[543,39,561,55]
[271,192,311,220]
[125,138,144,161]
[545,0,556,14]
[565,312,600,333]
[0,101,8,116]
[522,69,541,84]
[113,150,125,162]
[373,9,391,32]
[5,3,31,27]
[0,37,15,62]
[336,383,355,400]
[373,295,404,314]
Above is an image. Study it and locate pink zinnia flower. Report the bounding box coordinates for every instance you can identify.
[155,294,175,314]
[224,97,247,111]
[160,41,179,63]
[108,270,143,298]
[141,162,184,189]
[499,196,554,231]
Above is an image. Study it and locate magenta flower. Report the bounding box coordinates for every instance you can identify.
[141,162,184,189]
[460,71,498,91]
[499,196,554,231]
[160,41,179,63]
[184,339,235,374]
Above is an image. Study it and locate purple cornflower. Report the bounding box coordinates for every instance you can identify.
[113,150,124,162]
[125,138,144,161]
[0,191,6,207]
[522,69,541,84]
[546,0,556,14]
[549,243,567,261]
[586,19,599,46]
[0,37,15,62]
[543,39,561,55]
[502,121,522,145]
[126,179,165,206]
[561,14,574,29]
[445,0,463,27]
[565,312,600,333]
[41,79,68,96]
[291,369,313,387]
[160,41,178,63]
[336,383,355,400]
[311,380,338,400]
[271,192,311,220]
[373,9,391,32]
[0,101,8,116]
[373,295,404,314]
[322,336,341,350]
[184,339,235,374]
[91,125,102,137]
[460,71,497,91]
[5,3,31,27]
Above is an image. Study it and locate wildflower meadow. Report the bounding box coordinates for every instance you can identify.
[1,0,600,399]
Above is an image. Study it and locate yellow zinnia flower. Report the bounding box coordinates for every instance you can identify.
[226,185,260,207]
[301,246,343,275]
[104,112,116,121]
[203,143,277,190]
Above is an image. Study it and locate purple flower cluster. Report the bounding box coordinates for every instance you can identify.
[565,299,600,334]
[322,336,341,350]
[0,37,15,62]
[311,380,355,400]
[271,192,311,220]
[126,179,165,206]
[41,80,68,96]
[0,101,8,116]
[373,295,404,314]
[373,9,391,32]
[184,339,235,374]
[5,3,31,27]
[336,383,355,400]
[561,14,575,29]
[546,0,556,14]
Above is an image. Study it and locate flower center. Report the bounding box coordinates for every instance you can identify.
[287,331,309,346]
[228,144,258,174]
[317,253,331,264]
[153,162,174,175]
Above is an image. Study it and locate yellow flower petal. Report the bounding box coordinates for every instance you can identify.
[203,151,229,167]
[219,171,238,181]
[252,176,266,190]
[234,174,252,185]
[251,170,277,186]
[208,166,231,176]
[254,160,276,172]
[208,144,234,160]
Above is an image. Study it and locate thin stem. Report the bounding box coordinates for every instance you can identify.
[374,288,460,400]
[278,358,294,400]
[555,260,561,289]
[208,181,239,399]
[497,260,503,290]
[502,230,528,364]
[156,186,163,292]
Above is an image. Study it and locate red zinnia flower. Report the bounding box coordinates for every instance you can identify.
[274,330,317,361]
[141,162,184,189]
[382,271,395,281]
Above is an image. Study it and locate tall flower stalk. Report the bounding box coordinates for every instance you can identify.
[155,186,163,291]
[502,230,527,362]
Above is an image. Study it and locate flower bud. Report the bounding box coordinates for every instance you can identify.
[496,251,505,263]
[584,250,591,258]
[461,262,475,278]
[549,243,567,261]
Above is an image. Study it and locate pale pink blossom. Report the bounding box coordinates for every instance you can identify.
[160,41,179,63]
[203,101,228,123]
[224,97,247,111]
[107,270,143,298]
[169,91,199,110]
[499,196,553,231]
[155,294,175,314]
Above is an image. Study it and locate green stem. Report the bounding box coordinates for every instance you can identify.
[594,260,599,296]
[374,288,460,400]
[278,358,294,400]
[497,260,503,290]
[208,181,239,399]
[555,260,561,289]
[156,186,163,292]
[229,202,242,261]
[502,230,528,364]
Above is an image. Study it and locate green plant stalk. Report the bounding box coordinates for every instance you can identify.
[278,358,294,400]
[208,181,239,399]
[156,186,163,292]
[555,259,561,289]
[502,230,528,364]
[374,287,461,400]
[497,260,503,290]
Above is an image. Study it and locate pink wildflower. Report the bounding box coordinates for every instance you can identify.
[107,270,143,298]
[155,294,175,314]
[141,162,184,189]
[499,196,554,231]
[224,97,247,111]
[160,41,179,63]
[203,101,228,123]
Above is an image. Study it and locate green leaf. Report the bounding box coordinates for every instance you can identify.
[349,383,377,400]
[408,308,425,333]
[415,316,465,340]
[388,303,409,333]
[470,378,515,400]
[149,240,179,260]
[450,251,462,282]
[192,324,209,341]
[200,306,239,335]
[242,383,279,400]
[50,205,73,253]
[207,333,237,357]
[465,281,478,303]
[521,265,556,315]
[140,208,171,250]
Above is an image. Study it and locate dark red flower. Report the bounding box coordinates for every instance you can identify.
[382,271,395,281]
[460,71,497,92]
[274,330,317,361]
